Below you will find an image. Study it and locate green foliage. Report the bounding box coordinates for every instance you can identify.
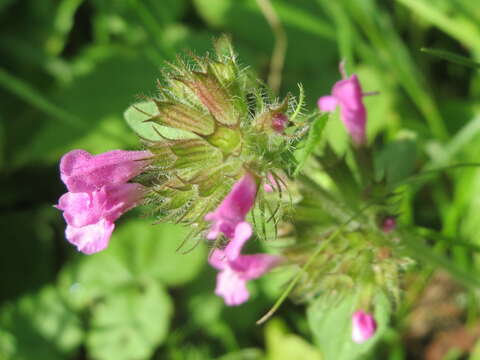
[86,280,172,360]
[265,318,322,360]
[375,137,418,186]
[0,285,83,360]
[58,220,205,309]
[421,48,480,69]
[2,0,480,359]
[294,113,328,176]
[307,291,391,360]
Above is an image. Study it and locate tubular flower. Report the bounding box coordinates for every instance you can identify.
[205,172,258,260]
[318,73,367,146]
[60,149,152,192]
[209,249,282,306]
[56,149,152,254]
[351,310,377,344]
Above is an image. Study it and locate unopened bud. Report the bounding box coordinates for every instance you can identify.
[352,310,377,344]
[272,113,288,133]
[382,217,396,233]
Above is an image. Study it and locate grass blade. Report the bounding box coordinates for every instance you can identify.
[421,47,480,69]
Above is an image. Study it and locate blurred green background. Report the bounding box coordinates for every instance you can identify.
[1,0,480,359]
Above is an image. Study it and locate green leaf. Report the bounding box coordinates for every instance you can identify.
[421,48,480,69]
[294,113,328,176]
[144,0,187,25]
[86,280,173,360]
[0,0,14,13]
[429,114,480,167]
[216,349,265,360]
[396,0,480,51]
[307,291,391,360]
[46,0,85,56]
[0,285,83,360]
[152,101,216,136]
[399,230,480,290]
[124,100,197,141]
[0,208,57,302]
[265,318,322,360]
[58,248,134,310]
[375,137,417,185]
[2,54,156,169]
[111,219,207,286]
[58,220,206,309]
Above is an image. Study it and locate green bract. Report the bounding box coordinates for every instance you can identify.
[124,37,309,242]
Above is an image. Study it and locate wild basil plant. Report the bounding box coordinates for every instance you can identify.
[56,38,417,347]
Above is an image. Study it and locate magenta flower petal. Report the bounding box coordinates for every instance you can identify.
[56,183,145,254]
[215,268,250,306]
[263,173,286,193]
[208,249,228,270]
[65,219,115,255]
[352,310,377,344]
[56,183,145,228]
[57,149,150,254]
[209,249,281,306]
[332,75,366,145]
[318,95,338,112]
[232,253,283,280]
[101,183,146,221]
[224,221,252,260]
[263,183,274,193]
[56,191,106,227]
[205,172,257,242]
[318,73,367,145]
[60,149,152,192]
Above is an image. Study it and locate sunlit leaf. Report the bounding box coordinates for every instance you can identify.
[265,318,322,360]
[294,113,328,175]
[0,285,83,360]
[124,100,197,141]
[307,291,390,360]
[86,280,173,360]
[58,219,206,310]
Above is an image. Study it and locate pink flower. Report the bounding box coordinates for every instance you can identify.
[318,73,367,145]
[209,249,282,306]
[205,172,257,260]
[60,149,152,192]
[263,172,286,193]
[56,149,152,254]
[271,113,288,133]
[352,310,377,344]
[381,217,396,233]
[57,183,146,254]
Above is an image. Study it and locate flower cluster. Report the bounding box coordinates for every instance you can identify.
[128,39,303,242]
[53,39,419,347]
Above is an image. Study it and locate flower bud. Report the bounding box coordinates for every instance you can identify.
[271,113,289,133]
[382,216,396,233]
[352,310,377,344]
